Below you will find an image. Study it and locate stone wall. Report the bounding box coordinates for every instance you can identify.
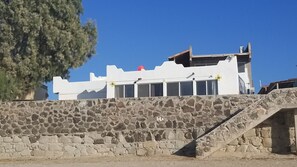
[3,92,297,159]
[0,95,264,159]
[216,110,296,155]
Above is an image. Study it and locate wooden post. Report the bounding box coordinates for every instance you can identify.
[294,109,297,155]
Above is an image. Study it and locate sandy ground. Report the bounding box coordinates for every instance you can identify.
[1,156,297,167]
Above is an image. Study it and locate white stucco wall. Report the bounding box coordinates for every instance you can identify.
[53,73,106,100]
[53,55,252,100]
[106,56,240,98]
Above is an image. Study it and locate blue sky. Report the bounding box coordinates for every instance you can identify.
[47,0,297,100]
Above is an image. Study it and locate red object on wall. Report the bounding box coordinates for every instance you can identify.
[137,65,145,71]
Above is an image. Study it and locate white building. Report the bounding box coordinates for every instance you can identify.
[53,43,254,100]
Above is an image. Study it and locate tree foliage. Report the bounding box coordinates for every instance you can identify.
[0,70,19,101]
[0,0,97,99]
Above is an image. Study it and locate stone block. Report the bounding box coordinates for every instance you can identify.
[104,136,113,144]
[84,136,94,144]
[162,149,171,155]
[146,148,155,156]
[228,139,238,146]
[59,136,72,144]
[48,136,59,143]
[235,145,248,152]
[21,136,31,144]
[155,149,163,155]
[136,148,147,156]
[38,144,48,151]
[165,142,175,149]
[86,147,98,155]
[31,150,46,156]
[143,141,157,149]
[12,136,22,143]
[263,138,272,148]
[0,147,4,153]
[260,128,271,138]
[176,140,186,149]
[127,147,136,154]
[15,143,26,152]
[72,136,83,143]
[39,136,49,144]
[48,143,63,151]
[226,145,236,152]
[246,145,259,152]
[250,137,262,147]
[3,137,12,143]
[244,129,256,138]
[176,131,186,140]
[20,149,31,156]
[114,147,126,155]
[118,133,127,143]
[167,131,176,140]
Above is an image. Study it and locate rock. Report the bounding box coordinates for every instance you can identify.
[164,99,174,107]
[260,128,271,138]
[228,139,239,146]
[72,136,83,143]
[186,99,195,107]
[182,106,194,113]
[113,123,126,131]
[48,143,63,151]
[3,137,12,143]
[136,148,147,156]
[59,136,72,144]
[143,141,157,149]
[235,145,248,152]
[15,143,26,152]
[246,145,260,153]
[244,129,256,138]
[263,138,272,147]
[195,103,202,111]
[12,136,22,143]
[226,145,236,152]
[250,137,262,147]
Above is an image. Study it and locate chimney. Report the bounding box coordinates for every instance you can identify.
[239,46,244,53]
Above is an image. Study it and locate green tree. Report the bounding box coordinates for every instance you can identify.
[0,0,97,99]
[0,70,19,101]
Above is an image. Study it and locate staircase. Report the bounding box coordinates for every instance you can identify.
[196,88,297,159]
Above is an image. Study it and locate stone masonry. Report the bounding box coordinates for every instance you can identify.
[0,89,296,160]
[0,95,261,159]
[196,88,297,159]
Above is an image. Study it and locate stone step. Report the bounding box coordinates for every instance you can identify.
[196,88,297,159]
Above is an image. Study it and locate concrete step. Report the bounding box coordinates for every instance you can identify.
[196,88,297,159]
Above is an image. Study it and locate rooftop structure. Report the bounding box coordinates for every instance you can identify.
[53,43,254,100]
[258,78,297,94]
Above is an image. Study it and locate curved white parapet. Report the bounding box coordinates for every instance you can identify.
[53,76,106,100]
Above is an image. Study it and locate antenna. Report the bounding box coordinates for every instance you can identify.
[259,80,262,88]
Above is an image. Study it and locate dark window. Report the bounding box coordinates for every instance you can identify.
[197,81,207,95]
[151,83,163,97]
[167,82,179,96]
[238,62,245,73]
[180,82,193,96]
[138,84,149,97]
[207,80,218,95]
[115,85,124,98]
[115,85,134,98]
[196,80,218,95]
[125,85,134,97]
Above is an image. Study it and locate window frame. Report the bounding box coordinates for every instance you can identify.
[138,83,163,97]
[115,84,135,98]
[196,80,218,95]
